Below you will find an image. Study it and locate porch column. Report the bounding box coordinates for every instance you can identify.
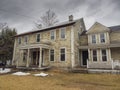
[26,49,30,67]
[39,47,42,68]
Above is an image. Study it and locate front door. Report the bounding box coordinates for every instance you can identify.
[82,51,88,66]
[32,51,39,66]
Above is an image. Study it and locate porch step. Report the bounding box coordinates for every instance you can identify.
[71,68,88,73]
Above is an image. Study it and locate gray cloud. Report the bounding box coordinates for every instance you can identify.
[0,0,119,33]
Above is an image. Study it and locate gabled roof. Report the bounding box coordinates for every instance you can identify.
[108,25,120,32]
[15,18,83,37]
[86,22,110,34]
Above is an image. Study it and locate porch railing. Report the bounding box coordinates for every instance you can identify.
[111,59,120,70]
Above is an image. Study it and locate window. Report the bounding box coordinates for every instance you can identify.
[50,31,55,40]
[92,50,97,61]
[50,49,54,61]
[36,34,40,42]
[102,50,107,61]
[24,36,28,44]
[18,37,21,44]
[60,48,65,61]
[100,33,105,43]
[92,35,96,43]
[60,28,65,39]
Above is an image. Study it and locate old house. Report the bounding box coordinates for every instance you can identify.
[12,16,120,70]
[12,15,86,69]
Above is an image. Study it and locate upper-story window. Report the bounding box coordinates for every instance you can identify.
[24,36,28,44]
[18,37,21,44]
[100,33,105,43]
[92,34,96,44]
[60,28,66,39]
[101,49,107,61]
[92,50,97,61]
[50,30,55,40]
[36,34,40,42]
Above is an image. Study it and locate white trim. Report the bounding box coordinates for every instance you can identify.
[50,30,56,40]
[49,49,55,62]
[71,26,75,68]
[59,27,66,39]
[12,39,17,65]
[59,47,66,62]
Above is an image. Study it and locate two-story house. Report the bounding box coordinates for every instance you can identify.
[12,15,86,69]
[79,22,120,69]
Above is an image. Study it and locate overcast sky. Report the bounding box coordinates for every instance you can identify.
[0,0,120,34]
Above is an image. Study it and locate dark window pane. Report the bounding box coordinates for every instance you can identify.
[102,50,107,61]
[50,50,54,61]
[60,48,65,61]
[61,54,65,61]
[37,34,40,42]
[93,50,97,61]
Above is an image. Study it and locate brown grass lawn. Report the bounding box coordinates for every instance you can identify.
[0,70,120,90]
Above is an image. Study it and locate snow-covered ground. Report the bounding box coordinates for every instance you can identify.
[34,72,48,77]
[0,68,11,73]
[12,72,30,76]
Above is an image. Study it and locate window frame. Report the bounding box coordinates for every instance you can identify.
[50,49,55,62]
[60,48,66,61]
[36,33,40,42]
[101,49,107,61]
[24,36,28,44]
[18,37,21,45]
[50,30,56,40]
[91,34,96,44]
[100,33,105,43]
[60,27,66,39]
[92,50,97,62]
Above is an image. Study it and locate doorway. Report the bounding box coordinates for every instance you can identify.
[82,51,88,66]
[31,49,44,67]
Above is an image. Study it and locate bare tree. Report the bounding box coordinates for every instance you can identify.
[35,9,59,29]
[0,23,8,30]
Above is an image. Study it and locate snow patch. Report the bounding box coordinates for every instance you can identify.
[34,72,48,77]
[0,68,11,73]
[12,72,30,76]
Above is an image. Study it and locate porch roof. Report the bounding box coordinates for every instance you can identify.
[79,43,120,49]
[18,43,51,50]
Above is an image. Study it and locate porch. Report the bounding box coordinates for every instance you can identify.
[79,44,120,70]
[15,43,51,69]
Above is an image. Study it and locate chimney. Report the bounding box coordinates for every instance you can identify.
[69,15,73,21]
